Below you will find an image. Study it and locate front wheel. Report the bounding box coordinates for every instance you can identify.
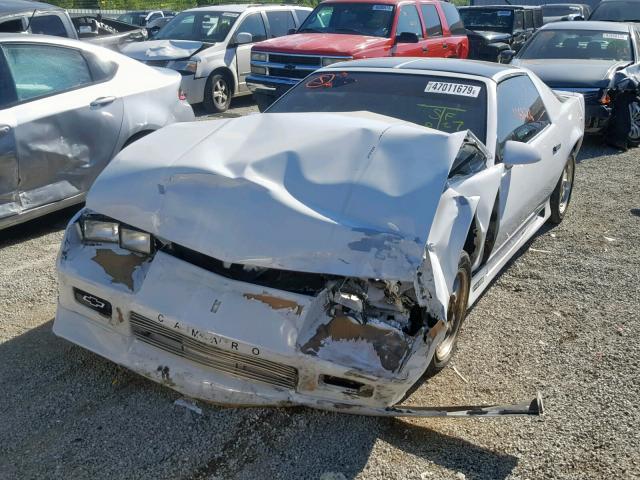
[607,93,640,149]
[425,251,471,376]
[549,154,575,225]
[626,96,640,147]
[203,73,231,114]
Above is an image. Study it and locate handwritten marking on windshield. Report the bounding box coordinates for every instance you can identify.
[418,104,467,131]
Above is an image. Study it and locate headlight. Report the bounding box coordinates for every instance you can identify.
[120,227,153,255]
[251,51,267,62]
[83,220,119,243]
[322,57,348,67]
[169,59,198,74]
[251,65,267,75]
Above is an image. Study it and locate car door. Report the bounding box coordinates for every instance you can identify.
[439,1,467,57]
[492,74,559,250]
[1,42,123,212]
[232,12,268,92]
[420,3,446,57]
[393,2,427,56]
[0,52,19,220]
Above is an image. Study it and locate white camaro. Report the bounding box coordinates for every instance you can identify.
[53,59,584,417]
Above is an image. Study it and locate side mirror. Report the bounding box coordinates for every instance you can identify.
[502,140,541,167]
[498,49,516,63]
[395,31,419,44]
[287,28,297,35]
[235,32,253,45]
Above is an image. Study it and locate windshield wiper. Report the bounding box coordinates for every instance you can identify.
[333,27,367,35]
[298,27,322,33]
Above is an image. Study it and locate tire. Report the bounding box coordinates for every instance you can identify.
[203,72,232,114]
[549,154,575,225]
[425,251,472,376]
[607,93,640,150]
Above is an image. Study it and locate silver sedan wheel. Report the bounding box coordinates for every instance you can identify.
[628,100,640,141]
[559,158,574,215]
[435,268,468,362]
[212,79,229,109]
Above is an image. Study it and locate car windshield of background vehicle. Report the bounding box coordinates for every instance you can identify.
[117,13,147,26]
[542,5,582,16]
[459,9,514,32]
[590,1,640,22]
[268,71,488,142]
[298,3,395,38]
[154,11,240,43]
[519,29,633,61]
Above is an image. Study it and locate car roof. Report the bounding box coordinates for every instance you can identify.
[314,0,437,4]
[186,3,309,13]
[0,0,63,16]
[324,57,522,82]
[539,20,632,31]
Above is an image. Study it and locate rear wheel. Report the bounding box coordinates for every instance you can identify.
[425,251,471,376]
[549,154,575,225]
[626,96,640,147]
[203,73,231,113]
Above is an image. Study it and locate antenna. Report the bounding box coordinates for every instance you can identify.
[24,9,37,32]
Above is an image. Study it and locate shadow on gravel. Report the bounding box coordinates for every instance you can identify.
[0,205,81,249]
[576,137,620,163]
[192,96,257,119]
[0,321,517,480]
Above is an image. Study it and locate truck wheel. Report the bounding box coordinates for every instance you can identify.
[426,251,471,376]
[549,154,575,225]
[204,73,231,113]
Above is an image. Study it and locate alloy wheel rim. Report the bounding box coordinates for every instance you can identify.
[435,269,468,361]
[628,101,640,140]
[213,79,228,107]
[559,159,573,214]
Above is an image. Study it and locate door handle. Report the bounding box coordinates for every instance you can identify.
[0,125,10,137]
[90,96,116,108]
[553,143,562,154]
[442,43,449,49]
[422,46,429,52]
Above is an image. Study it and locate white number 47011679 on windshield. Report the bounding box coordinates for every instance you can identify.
[425,81,481,98]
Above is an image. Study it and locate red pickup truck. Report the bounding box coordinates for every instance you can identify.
[247,0,468,110]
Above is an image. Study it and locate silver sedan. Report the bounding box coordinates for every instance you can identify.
[0,33,194,230]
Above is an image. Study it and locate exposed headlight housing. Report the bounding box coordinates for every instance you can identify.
[120,227,153,255]
[82,220,119,243]
[321,57,348,67]
[251,51,267,62]
[80,215,154,255]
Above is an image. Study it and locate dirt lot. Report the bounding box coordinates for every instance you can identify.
[1,99,639,480]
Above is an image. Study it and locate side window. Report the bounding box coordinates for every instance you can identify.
[524,10,533,30]
[421,4,442,37]
[30,15,69,37]
[496,75,550,158]
[396,5,423,37]
[148,12,162,22]
[514,11,524,31]
[235,13,267,43]
[441,2,466,35]
[266,11,296,37]
[0,18,25,33]
[84,51,118,82]
[294,8,311,25]
[0,51,18,108]
[2,44,92,103]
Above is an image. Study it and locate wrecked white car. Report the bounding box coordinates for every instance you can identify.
[53,59,584,417]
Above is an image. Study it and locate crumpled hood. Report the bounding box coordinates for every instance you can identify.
[87,113,465,281]
[252,33,391,56]
[512,59,628,88]
[120,39,204,61]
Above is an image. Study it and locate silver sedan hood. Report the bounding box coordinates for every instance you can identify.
[86,113,466,281]
[120,39,204,61]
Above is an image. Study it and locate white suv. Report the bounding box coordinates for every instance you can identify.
[120,4,311,113]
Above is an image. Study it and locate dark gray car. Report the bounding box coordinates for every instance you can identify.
[510,21,640,149]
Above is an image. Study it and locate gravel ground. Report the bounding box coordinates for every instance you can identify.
[0,99,638,480]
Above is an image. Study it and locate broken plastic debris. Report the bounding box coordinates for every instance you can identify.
[452,365,469,384]
[603,236,616,242]
[529,248,551,254]
[174,397,202,415]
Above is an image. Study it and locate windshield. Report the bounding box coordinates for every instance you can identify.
[298,3,395,37]
[155,11,240,42]
[117,13,147,26]
[590,1,640,21]
[518,29,633,61]
[459,9,514,31]
[542,5,581,16]
[268,72,488,142]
